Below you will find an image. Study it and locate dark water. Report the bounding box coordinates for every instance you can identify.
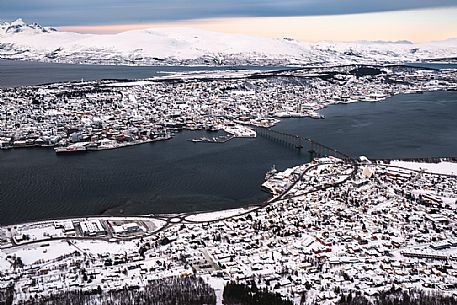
[274,91,457,160]
[1,59,456,224]
[1,59,455,88]
[0,59,287,88]
[0,131,305,225]
[1,90,456,225]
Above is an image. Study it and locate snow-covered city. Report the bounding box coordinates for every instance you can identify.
[1,157,457,304]
[1,6,457,305]
[1,64,456,153]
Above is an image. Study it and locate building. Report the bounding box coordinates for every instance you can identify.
[79,220,106,236]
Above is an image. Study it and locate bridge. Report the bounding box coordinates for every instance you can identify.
[253,126,353,162]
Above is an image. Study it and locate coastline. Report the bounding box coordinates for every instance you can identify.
[2,156,455,230]
[1,88,456,153]
[2,156,457,304]
[1,89,457,225]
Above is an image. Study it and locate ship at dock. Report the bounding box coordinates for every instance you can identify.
[54,145,88,155]
[265,164,277,181]
[189,135,234,144]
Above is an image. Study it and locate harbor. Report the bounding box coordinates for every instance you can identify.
[0,62,456,304]
[1,6,457,304]
[1,90,456,225]
[1,64,456,154]
[54,134,172,154]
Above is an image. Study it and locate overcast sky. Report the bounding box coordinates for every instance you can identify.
[1,0,456,26]
[1,1,456,42]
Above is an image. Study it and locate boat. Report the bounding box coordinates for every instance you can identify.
[206,125,219,132]
[54,145,87,154]
[265,165,277,181]
[85,143,100,151]
[308,111,325,119]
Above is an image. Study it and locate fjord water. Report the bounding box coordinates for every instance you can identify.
[0,131,303,225]
[1,60,456,224]
[0,59,286,88]
[1,90,456,225]
[1,59,455,89]
[274,91,457,160]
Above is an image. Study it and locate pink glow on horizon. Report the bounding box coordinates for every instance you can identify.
[58,8,457,43]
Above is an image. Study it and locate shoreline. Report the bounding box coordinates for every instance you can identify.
[1,62,456,154]
[0,159,317,247]
[2,156,457,304]
[1,89,456,154]
[1,156,455,229]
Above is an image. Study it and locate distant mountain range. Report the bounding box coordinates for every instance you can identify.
[1,19,456,66]
[353,40,413,44]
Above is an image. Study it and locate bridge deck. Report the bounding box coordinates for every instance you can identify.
[253,126,352,161]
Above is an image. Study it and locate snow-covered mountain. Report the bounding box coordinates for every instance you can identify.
[0,18,56,35]
[0,19,456,66]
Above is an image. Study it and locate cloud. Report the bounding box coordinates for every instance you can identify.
[60,8,457,43]
[0,0,456,26]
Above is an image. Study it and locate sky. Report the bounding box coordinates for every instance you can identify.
[1,0,457,42]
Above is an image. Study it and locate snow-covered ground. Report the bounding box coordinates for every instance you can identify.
[1,19,456,65]
[13,222,65,243]
[0,251,10,272]
[1,158,457,304]
[185,207,256,222]
[222,124,256,138]
[390,160,457,176]
[2,240,76,266]
[201,274,225,305]
[73,239,140,255]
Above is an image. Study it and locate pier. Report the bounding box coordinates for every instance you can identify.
[189,135,234,144]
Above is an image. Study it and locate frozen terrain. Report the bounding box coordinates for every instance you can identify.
[390,160,457,176]
[1,19,457,65]
[1,158,457,304]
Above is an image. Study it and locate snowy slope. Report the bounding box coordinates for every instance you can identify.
[0,19,456,65]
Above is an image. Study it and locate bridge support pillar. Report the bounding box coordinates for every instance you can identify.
[308,149,316,162]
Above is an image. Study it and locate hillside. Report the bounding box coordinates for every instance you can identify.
[1,19,456,65]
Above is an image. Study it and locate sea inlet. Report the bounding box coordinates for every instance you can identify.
[1,90,456,225]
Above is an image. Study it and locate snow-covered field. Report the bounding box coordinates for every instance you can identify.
[2,240,76,267]
[0,251,10,272]
[74,239,140,255]
[185,207,256,222]
[390,160,457,176]
[1,19,457,65]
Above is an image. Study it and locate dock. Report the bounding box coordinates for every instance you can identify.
[189,135,234,144]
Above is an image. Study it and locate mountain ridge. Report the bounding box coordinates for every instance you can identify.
[1,19,456,66]
[0,18,57,35]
